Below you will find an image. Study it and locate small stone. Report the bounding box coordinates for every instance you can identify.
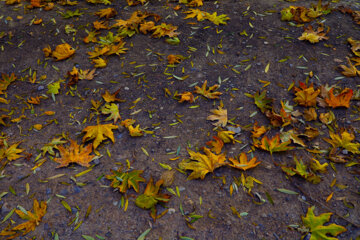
[71,207,78,213]
[124,87,129,90]
[73,186,81,194]
[178,186,185,191]
[93,158,100,165]
[301,195,306,201]
[342,149,348,155]
[168,208,176,214]
[37,85,45,91]
[59,189,68,196]
[346,120,351,124]
[46,188,52,195]
[105,232,112,238]
[165,148,172,152]
[113,201,118,206]
[1,203,10,215]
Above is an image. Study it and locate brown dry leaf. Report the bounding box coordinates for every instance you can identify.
[265,108,292,127]
[298,24,329,43]
[293,82,320,107]
[52,43,75,61]
[205,136,224,154]
[347,37,360,56]
[82,123,118,149]
[102,89,125,103]
[178,147,226,180]
[187,0,203,7]
[95,8,117,19]
[54,139,94,168]
[177,91,194,103]
[319,111,335,125]
[27,96,43,105]
[0,199,47,239]
[303,126,320,140]
[194,80,222,99]
[167,54,182,65]
[304,108,317,121]
[325,88,353,108]
[228,152,260,171]
[207,106,227,127]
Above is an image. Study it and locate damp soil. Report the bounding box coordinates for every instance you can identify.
[0,0,360,239]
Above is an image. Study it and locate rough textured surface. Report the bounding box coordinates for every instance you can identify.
[0,0,360,239]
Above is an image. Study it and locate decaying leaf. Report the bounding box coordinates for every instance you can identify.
[95,7,117,19]
[135,178,171,220]
[298,24,329,44]
[54,139,94,168]
[251,90,273,113]
[177,91,195,103]
[251,122,267,138]
[228,153,260,171]
[281,155,321,184]
[254,134,295,154]
[41,137,67,156]
[0,199,47,239]
[184,8,206,21]
[339,57,360,77]
[207,106,227,127]
[178,147,226,180]
[205,136,224,154]
[217,130,236,144]
[82,123,118,149]
[101,103,121,123]
[301,206,346,240]
[194,80,222,99]
[102,89,125,103]
[106,168,145,193]
[151,23,179,38]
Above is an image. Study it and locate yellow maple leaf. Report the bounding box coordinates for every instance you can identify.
[228,152,260,171]
[293,82,320,107]
[184,8,206,21]
[151,23,179,38]
[101,103,121,123]
[325,88,353,108]
[324,130,360,154]
[128,124,144,137]
[42,45,52,57]
[0,142,24,162]
[0,199,47,239]
[95,8,117,19]
[93,20,108,30]
[102,89,125,103]
[178,147,226,180]
[121,119,136,128]
[251,121,267,138]
[54,139,94,168]
[139,21,155,34]
[204,12,230,25]
[339,57,360,77]
[298,24,329,43]
[92,57,108,68]
[194,80,222,99]
[207,106,227,127]
[217,130,236,144]
[52,43,75,61]
[82,123,118,149]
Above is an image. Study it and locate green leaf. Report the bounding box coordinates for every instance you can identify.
[253,90,273,113]
[105,169,145,193]
[137,228,151,240]
[82,235,95,240]
[301,206,347,240]
[135,178,171,210]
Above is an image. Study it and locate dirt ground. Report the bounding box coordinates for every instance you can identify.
[0,0,360,239]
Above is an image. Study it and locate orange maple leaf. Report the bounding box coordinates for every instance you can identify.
[251,121,267,138]
[54,139,94,168]
[325,88,353,108]
[151,23,179,38]
[254,134,295,154]
[194,80,222,99]
[205,136,224,154]
[178,147,226,180]
[228,152,260,171]
[95,8,117,19]
[102,89,125,103]
[0,199,47,239]
[293,82,320,107]
[52,43,75,61]
[177,91,195,103]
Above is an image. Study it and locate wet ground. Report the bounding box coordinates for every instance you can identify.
[0,0,360,239]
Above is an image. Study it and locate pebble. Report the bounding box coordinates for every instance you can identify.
[105,232,112,238]
[37,85,45,91]
[46,188,52,195]
[168,208,176,214]
[165,148,172,152]
[71,207,78,213]
[116,133,124,139]
[113,201,118,206]
[124,87,129,90]
[1,203,10,215]
[73,186,81,194]
[178,186,185,192]
[342,149,348,155]
[93,158,100,165]
[301,195,306,201]
[59,189,68,196]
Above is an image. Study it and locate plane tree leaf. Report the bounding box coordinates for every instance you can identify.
[82,123,118,149]
[54,139,95,168]
[106,169,145,193]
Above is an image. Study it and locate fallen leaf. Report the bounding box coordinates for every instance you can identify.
[254,134,295,154]
[293,82,320,107]
[304,108,317,121]
[301,206,346,240]
[52,43,75,61]
[95,8,117,19]
[102,89,125,103]
[178,147,226,180]
[54,139,94,168]
[0,142,24,162]
[298,24,329,44]
[228,152,260,171]
[324,130,360,154]
[177,91,194,103]
[205,136,224,154]
[82,123,118,149]
[325,88,353,108]
[194,80,222,99]
[106,169,145,193]
[101,103,121,123]
[251,122,267,138]
[207,106,227,127]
